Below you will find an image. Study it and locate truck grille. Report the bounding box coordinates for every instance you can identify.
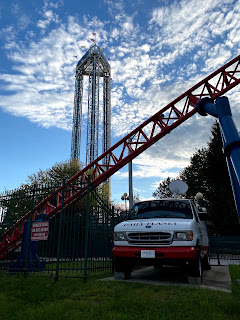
[127,232,172,245]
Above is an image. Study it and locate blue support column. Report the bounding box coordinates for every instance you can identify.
[226,157,240,218]
[217,98,240,183]
[196,96,240,222]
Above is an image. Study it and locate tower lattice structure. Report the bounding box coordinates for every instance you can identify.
[71,44,111,167]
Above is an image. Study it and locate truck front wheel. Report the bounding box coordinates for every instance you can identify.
[114,258,132,279]
[189,249,202,277]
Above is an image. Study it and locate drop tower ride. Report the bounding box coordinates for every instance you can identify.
[71,44,111,167]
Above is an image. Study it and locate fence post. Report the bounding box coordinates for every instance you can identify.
[111,205,115,273]
[83,175,91,282]
[55,180,65,282]
[216,238,221,266]
[24,184,36,277]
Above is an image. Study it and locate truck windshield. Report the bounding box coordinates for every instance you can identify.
[126,200,193,220]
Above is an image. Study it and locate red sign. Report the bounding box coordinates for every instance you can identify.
[31,221,49,241]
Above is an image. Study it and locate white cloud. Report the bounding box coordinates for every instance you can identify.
[44,0,64,10]
[37,9,59,30]
[10,3,32,31]
[202,44,232,73]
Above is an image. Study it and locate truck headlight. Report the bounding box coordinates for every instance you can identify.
[173,231,193,241]
[114,232,127,241]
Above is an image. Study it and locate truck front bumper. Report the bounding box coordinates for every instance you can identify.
[112,246,198,260]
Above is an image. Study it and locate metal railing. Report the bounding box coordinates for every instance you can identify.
[209,236,240,266]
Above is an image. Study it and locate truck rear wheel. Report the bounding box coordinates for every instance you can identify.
[202,251,211,270]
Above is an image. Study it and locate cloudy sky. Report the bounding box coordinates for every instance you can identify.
[0,0,240,205]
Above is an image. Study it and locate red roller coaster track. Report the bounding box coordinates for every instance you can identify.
[1,54,240,258]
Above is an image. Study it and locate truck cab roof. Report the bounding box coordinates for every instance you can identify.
[126,198,195,221]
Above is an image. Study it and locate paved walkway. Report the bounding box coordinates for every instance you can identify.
[201,266,231,292]
[102,265,232,293]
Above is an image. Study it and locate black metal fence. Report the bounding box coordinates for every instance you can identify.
[0,179,123,280]
[209,236,240,266]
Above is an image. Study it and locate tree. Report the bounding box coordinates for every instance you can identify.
[152,177,175,199]
[0,186,33,235]
[133,192,141,204]
[179,147,209,198]
[27,159,83,186]
[0,159,83,229]
[180,121,240,235]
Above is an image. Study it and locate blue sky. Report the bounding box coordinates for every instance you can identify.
[0,0,240,207]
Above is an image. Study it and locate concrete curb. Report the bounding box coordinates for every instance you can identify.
[100,266,232,293]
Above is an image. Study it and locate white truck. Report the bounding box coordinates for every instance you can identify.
[113,198,210,278]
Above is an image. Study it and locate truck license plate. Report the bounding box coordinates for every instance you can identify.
[141,250,155,258]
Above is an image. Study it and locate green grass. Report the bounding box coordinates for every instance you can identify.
[0,266,240,320]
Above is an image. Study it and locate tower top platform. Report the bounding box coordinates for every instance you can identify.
[76,44,110,76]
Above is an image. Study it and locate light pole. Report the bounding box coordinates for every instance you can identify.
[195,192,207,212]
[128,137,134,209]
[195,192,203,209]
[195,192,209,233]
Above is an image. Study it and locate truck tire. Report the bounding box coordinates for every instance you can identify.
[124,268,132,280]
[114,258,132,279]
[202,251,211,270]
[189,249,202,277]
[114,258,125,272]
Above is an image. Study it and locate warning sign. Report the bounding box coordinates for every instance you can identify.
[31,221,49,241]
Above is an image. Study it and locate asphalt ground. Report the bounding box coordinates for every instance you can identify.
[102,265,232,293]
